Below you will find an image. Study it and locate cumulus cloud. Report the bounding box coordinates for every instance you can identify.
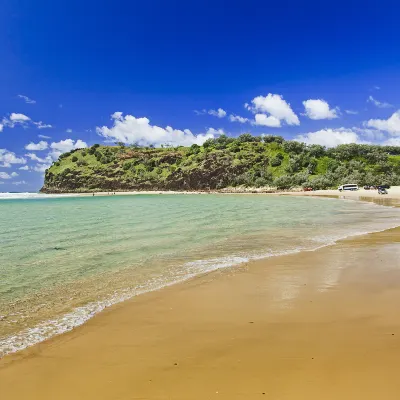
[249,94,299,126]
[206,128,225,136]
[10,113,31,122]
[253,114,281,127]
[17,95,36,104]
[229,114,249,123]
[19,165,30,171]
[302,99,339,120]
[366,110,400,135]
[1,114,31,129]
[0,172,18,179]
[66,129,73,133]
[208,108,227,118]
[96,113,218,147]
[50,139,88,153]
[345,110,358,115]
[367,96,393,109]
[0,149,26,168]
[33,164,50,173]
[0,123,3,132]
[295,128,364,147]
[48,139,88,160]
[25,153,49,163]
[24,139,88,174]
[25,141,49,151]
[194,108,227,118]
[2,113,52,130]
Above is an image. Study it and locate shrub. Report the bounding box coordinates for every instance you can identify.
[270,156,283,167]
[71,156,78,162]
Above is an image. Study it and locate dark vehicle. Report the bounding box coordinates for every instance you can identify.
[303,187,314,192]
[379,185,391,189]
[377,186,388,195]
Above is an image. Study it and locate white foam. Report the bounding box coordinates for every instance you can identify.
[0,192,79,200]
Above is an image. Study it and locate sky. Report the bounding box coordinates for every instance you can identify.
[1,0,400,191]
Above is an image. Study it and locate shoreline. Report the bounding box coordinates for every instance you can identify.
[1,195,399,359]
[4,185,400,202]
[1,195,400,399]
[2,222,400,398]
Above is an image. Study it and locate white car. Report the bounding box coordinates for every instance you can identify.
[338,184,359,192]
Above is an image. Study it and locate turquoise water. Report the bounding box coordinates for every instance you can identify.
[1,193,400,357]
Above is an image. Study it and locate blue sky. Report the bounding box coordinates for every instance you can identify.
[1,0,400,191]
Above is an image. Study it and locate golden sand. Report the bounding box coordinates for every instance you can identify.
[1,199,400,399]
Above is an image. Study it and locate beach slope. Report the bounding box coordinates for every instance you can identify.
[1,226,400,399]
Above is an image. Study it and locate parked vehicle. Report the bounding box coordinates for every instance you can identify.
[338,184,359,192]
[303,187,314,192]
[378,186,388,195]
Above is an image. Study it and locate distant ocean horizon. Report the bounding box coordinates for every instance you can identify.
[1,194,400,357]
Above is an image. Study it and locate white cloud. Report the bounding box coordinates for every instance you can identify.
[374,86,381,90]
[366,110,400,135]
[208,108,226,118]
[66,128,73,133]
[2,113,51,131]
[10,113,31,122]
[25,153,49,163]
[302,99,339,120]
[12,180,27,185]
[206,128,224,136]
[11,172,18,177]
[0,123,3,132]
[249,94,300,126]
[345,109,358,115]
[96,113,218,147]
[367,96,393,109]
[33,121,52,129]
[195,109,227,118]
[0,149,26,168]
[253,114,281,127]
[25,141,48,151]
[19,165,30,171]
[17,95,36,104]
[0,172,12,179]
[38,134,51,139]
[383,138,400,146]
[295,128,364,147]
[50,139,88,153]
[229,114,249,123]
[33,164,50,173]
[47,139,87,160]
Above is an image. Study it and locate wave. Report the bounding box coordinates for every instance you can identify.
[0,192,80,200]
[1,210,400,358]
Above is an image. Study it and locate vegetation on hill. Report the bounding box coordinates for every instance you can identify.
[41,134,400,192]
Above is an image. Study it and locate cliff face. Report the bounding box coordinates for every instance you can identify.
[41,135,400,193]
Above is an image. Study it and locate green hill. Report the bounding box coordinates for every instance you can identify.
[41,134,400,193]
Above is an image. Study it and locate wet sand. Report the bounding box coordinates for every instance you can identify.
[2,202,400,399]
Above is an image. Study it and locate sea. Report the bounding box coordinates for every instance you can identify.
[1,193,400,357]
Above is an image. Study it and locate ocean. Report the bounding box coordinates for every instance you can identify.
[1,193,399,357]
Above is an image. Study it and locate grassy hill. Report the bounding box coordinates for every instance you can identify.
[41,134,400,193]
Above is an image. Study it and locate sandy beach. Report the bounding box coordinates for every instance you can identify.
[1,195,400,399]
